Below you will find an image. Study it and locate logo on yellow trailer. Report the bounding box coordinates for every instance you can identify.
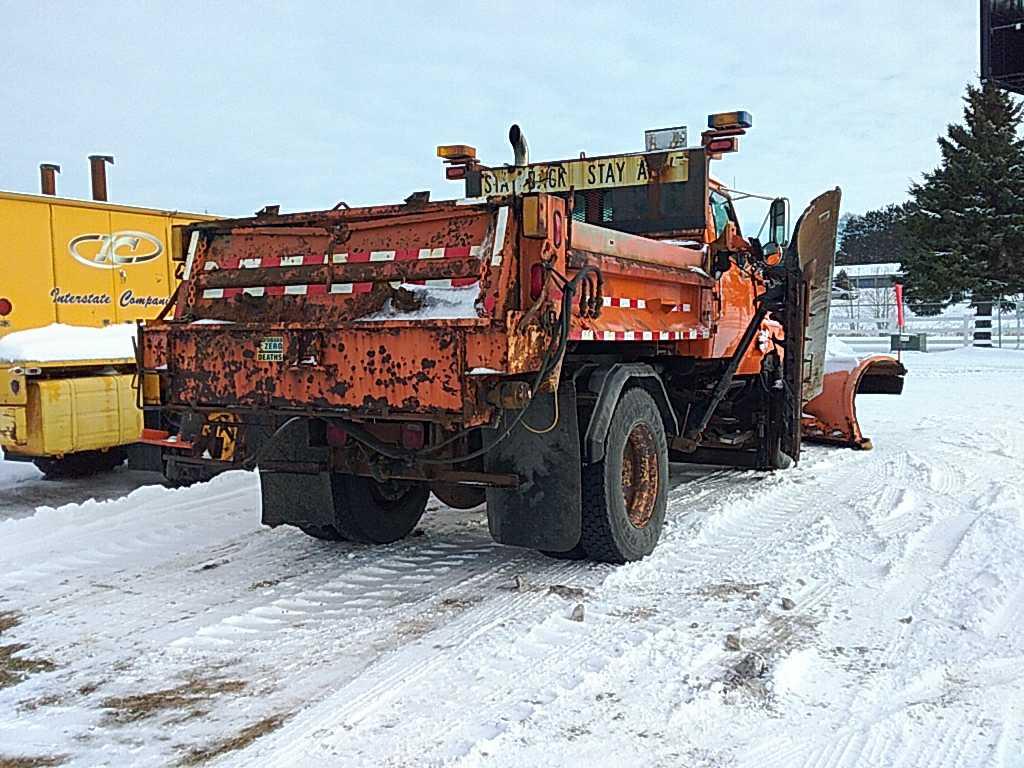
[68,231,164,269]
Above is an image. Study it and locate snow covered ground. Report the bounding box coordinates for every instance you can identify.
[1,346,1022,767]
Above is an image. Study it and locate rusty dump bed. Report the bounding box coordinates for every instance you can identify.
[142,195,732,427]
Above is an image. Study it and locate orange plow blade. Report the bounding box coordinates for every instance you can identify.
[802,354,906,450]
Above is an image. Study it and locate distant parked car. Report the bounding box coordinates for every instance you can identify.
[831,284,859,301]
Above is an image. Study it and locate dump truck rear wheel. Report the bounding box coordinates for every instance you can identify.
[328,474,429,544]
[579,388,668,564]
[33,448,127,478]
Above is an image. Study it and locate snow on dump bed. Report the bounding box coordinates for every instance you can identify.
[357,283,480,322]
[0,322,137,363]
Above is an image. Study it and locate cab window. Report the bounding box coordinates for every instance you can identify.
[709,190,733,238]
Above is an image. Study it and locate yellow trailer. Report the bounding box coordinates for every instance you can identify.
[0,187,216,476]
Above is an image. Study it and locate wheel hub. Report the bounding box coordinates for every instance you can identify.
[621,423,658,528]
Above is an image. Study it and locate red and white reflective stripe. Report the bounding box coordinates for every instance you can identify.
[573,327,710,341]
[602,296,647,309]
[201,245,483,300]
[325,278,480,294]
[597,298,696,312]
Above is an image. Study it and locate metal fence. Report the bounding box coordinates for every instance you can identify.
[828,292,1024,351]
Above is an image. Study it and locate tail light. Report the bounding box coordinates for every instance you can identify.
[706,137,738,154]
[0,298,12,316]
[326,422,348,447]
[529,263,545,301]
[401,423,425,450]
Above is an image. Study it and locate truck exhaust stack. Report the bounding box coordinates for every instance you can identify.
[509,124,529,166]
[88,155,114,201]
[39,164,60,196]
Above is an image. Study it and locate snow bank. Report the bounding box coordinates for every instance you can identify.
[0,323,137,363]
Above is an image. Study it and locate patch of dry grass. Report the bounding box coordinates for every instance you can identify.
[177,713,290,766]
[0,645,57,690]
[101,677,247,725]
[0,755,67,768]
[0,611,57,690]
[0,612,19,634]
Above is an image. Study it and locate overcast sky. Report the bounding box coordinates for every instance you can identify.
[0,1,982,231]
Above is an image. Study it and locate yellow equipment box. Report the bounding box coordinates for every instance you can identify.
[0,365,140,455]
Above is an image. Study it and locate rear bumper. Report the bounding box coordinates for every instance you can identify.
[143,319,544,425]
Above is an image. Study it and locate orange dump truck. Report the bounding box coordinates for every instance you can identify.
[139,115,903,562]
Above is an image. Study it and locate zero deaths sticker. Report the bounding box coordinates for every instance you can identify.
[258,336,284,362]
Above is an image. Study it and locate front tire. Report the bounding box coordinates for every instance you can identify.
[318,474,429,544]
[579,388,668,563]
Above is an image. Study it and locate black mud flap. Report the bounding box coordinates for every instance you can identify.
[484,380,582,552]
[260,469,334,529]
[257,418,333,529]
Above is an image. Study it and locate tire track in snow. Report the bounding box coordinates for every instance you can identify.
[229,449,891,766]
[738,416,1024,768]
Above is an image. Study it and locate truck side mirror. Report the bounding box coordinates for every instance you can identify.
[769,198,788,247]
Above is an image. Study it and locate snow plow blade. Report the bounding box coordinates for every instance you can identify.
[802,356,906,449]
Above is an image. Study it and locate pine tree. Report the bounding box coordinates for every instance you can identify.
[905,82,1024,344]
[837,204,912,266]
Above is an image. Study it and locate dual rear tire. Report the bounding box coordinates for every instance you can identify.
[296,389,669,563]
[300,474,429,544]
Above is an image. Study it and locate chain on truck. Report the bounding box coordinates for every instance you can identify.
[139,113,905,563]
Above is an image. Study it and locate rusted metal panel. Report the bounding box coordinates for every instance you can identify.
[199,257,483,290]
[565,247,714,346]
[570,220,706,271]
[180,205,501,328]
[140,326,168,370]
[163,323,498,416]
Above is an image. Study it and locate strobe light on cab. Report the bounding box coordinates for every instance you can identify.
[437,144,479,183]
[702,111,750,156]
[707,111,753,130]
